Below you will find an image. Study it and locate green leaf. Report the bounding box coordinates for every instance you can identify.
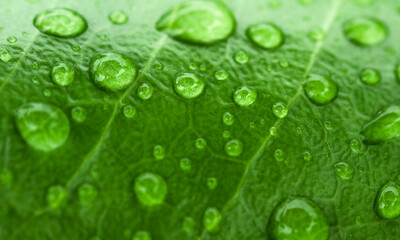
[1,0,400,239]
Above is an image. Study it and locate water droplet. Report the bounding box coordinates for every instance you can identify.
[108,10,128,25]
[180,158,192,171]
[303,75,338,106]
[31,77,40,85]
[71,45,80,52]
[0,169,13,187]
[272,102,288,119]
[153,145,165,160]
[134,172,167,206]
[174,73,205,99]
[249,122,255,128]
[274,149,284,162]
[207,177,218,190]
[279,60,289,68]
[51,62,74,87]
[132,231,151,240]
[7,36,17,43]
[349,139,361,153]
[234,50,249,64]
[203,207,221,232]
[195,138,207,149]
[123,105,136,119]
[222,112,234,126]
[156,1,235,45]
[360,68,380,85]
[199,65,207,72]
[361,104,400,144]
[0,49,12,62]
[137,83,154,100]
[233,87,257,107]
[343,17,387,46]
[269,126,277,136]
[334,162,354,180]
[224,139,243,157]
[296,127,303,135]
[268,197,329,240]
[323,121,333,131]
[97,33,107,40]
[214,70,229,81]
[46,185,68,209]
[90,53,137,92]
[308,28,325,42]
[71,106,87,123]
[222,130,231,139]
[15,103,70,151]
[246,23,284,49]
[34,8,87,37]
[303,151,312,162]
[374,182,400,219]
[189,63,198,70]
[183,217,196,234]
[78,183,98,205]
[153,62,164,70]
[43,89,51,97]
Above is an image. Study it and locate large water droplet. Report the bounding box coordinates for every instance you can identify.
[33,8,87,37]
[7,36,17,43]
[203,207,221,232]
[349,139,361,153]
[334,162,354,180]
[222,112,234,126]
[375,182,400,219]
[51,62,74,87]
[174,73,205,99]
[360,68,380,85]
[134,172,167,206]
[303,75,338,106]
[78,183,98,205]
[361,104,400,144]
[47,185,68,209]
[156,1,235,45]
[15,103,70,151]
[268,197,329,240]
[233,87,257,107]
[133,231,151,240]
[71,106,87,123]
[246,23,284,50]
[137,83,154,100]
[108,10,128,25]
[308,28,325,42]
[224,139,243,156]
[343,17,388,46]
[272,102,288,118]
[90,53,137,92]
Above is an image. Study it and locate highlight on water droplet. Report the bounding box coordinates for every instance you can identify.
[90,53,137,92]
[153,145,165,160]
[7,36,17,43]
[334,162,354,180]
[137,83,154,100]
[33,8,87,37]
[203,207,221,233]
[134,172,167,206]
[349,139,361,153]
[233,50,249,64]
[15,103,70,151]
[133,231,151,240]
[272,102,288,119]
[207,177,218,190]
[360,68,381,85]
[268,197,329,240]
[246,23,284,50]
[0,49,12,62]
[303,151,312,162]
[78,183,98,205]
[108,10,128,25]
[374,182,400,219]
[174,73,205,99]
[180,158,192,171]
[195,138,207,149]
[214,70,229,81]
[123,105,136,119]
[343,17,388,46]
[156,0,235,45]
[224,139,243,157]
[269,126,277,136]
[46,185,68,209]
[71,106,87,123]
[51,62,74,87]
[308,28,325,42]
[303,74,338,106]
[222,112,234,126]
[233,86,257,107]
[71,45,80,52]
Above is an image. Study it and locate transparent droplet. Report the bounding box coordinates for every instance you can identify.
[279,60,289,68]
[233,86,257,107]
[180,158,192,171]
[224,139,243,157]
[132,231,151,240]
[274,149,284,162]
[303,74,338,106]
[269,126,277,136]
[43,89,51,97]
[134,172,167,206]
[360,68,381,85]
[334,162,354,180]
[123,105,136,119]
[97,33,107,40]
[343,17,388,46]
[153,62,164,70]
[183,217,196,234]
[222,130,231,139]
[303,151,312,162]
[156,1,235,45]
[71,106,87,123]
[374,182,400,219]
[174,73,205,99]
[7,36,17,43]
[207,177,218,190]
[246,23,284,49]
[234,50,249,64]
[195,138,207,149]
[0,49,12,62]
[71,45,81,52]
[46,185,68,209]
[308,28,325,42]
[90,53,137,92]
[137,83,154,100]
[323,121,333,131]
[272,102,288,119]
[78,183,98,205]
[108,10,128,25]
[15,103,70,151]
[222,112,234,126]
[349,139,361,153]
[51,62,74,87]
[214,70,229,81]
[34,8,87,37]
[199,65,207,72]
[153,145,165,160]
[203,207,221,233]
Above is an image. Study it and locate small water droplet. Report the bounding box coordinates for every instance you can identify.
[180,158,192,171]
[153,62,164,70]
[43,89,51,97]
[303,151,312,162]
[108,10,128,25]
[199,65,207,72]
[303,75,338,106]
[46,185,68,209]
[7,36,17,43]
[134,172,167,206]
[296,127,303,135]
[272,102,288,119]
[132,231,151,240]
[323,121,333,131]
[78,183,98,205]
[374,182,400,219]
[222,112,234,126]
[234,50,249,64]
[349,139,361,153]
[274,148,284,162]
[153,145,165,160]
[249,122,255,128]
[203,207,221,233]
[233,86,257,107]
[246,23,284,50]
[0,169,13,187]
[308,28,325,42]
[189,63,197,70]
[334,162,354,180]
[343,17,387,46]
[183,217,196,234]
[0,49,12,62]
[174,73,205,99]
[360,68,380,85]
[224,139,243,157]
[34,8,87,37]
[137,83,154,100]
[156,1,235,45]
[195,138,207,149]
[97,33,107,40]
[51,62,75,87]
[71,106,87,123]
[269,126,277,136]
[222,130,231,139]
[31,77,40,85]
[123,105,136,119]
[279,60,289,68]
[207,177,218,190]
[71,45,81,52]
[214,70,229,81]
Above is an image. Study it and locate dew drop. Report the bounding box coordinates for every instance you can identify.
[108,10,128,25]
[46,185,68,209]
[222,112,234,126]
[183,217,196,234]
[222,130,231,139]
[214,70,229,81]
[78,183,98,205]
[268,197,329,240]
[308,28,325,42]
[303,75,338,106]
[343,17,388,46]
[34,8,87,37]
[7,36,17,43]
[153,145,165,160]
[137,83,154,100]
[51,62,74,87]
[180,158,192,171]
[374,182,400,219]
[361,104,400,144]
[71,45,81,52]
[174,73,205,99]
[269,126,277,136]
[156,1,235,45]
[153,62,164,70]
[334,162,354,180]
[349,139,361,153]
[233,87,257,107]
[31,77,40,85]
[272,102,288,119]
[233,50,249,64]
[274,149,284,162]
[134,172,167,207]
[360,68,380,85]
[43,89,51,97]
[203,207,221,233]
[90,53,137,92]
[71,106,87,123]
[246,23,284,50]
[0,49,12,62]
[195,138,207,149]
[207,177,218,190]
[323,121,333,131]
[123,105,136,119]
[303,151,312,162]
[224,139,243,157]
[133,231,151,240]
[15,103,70,151]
